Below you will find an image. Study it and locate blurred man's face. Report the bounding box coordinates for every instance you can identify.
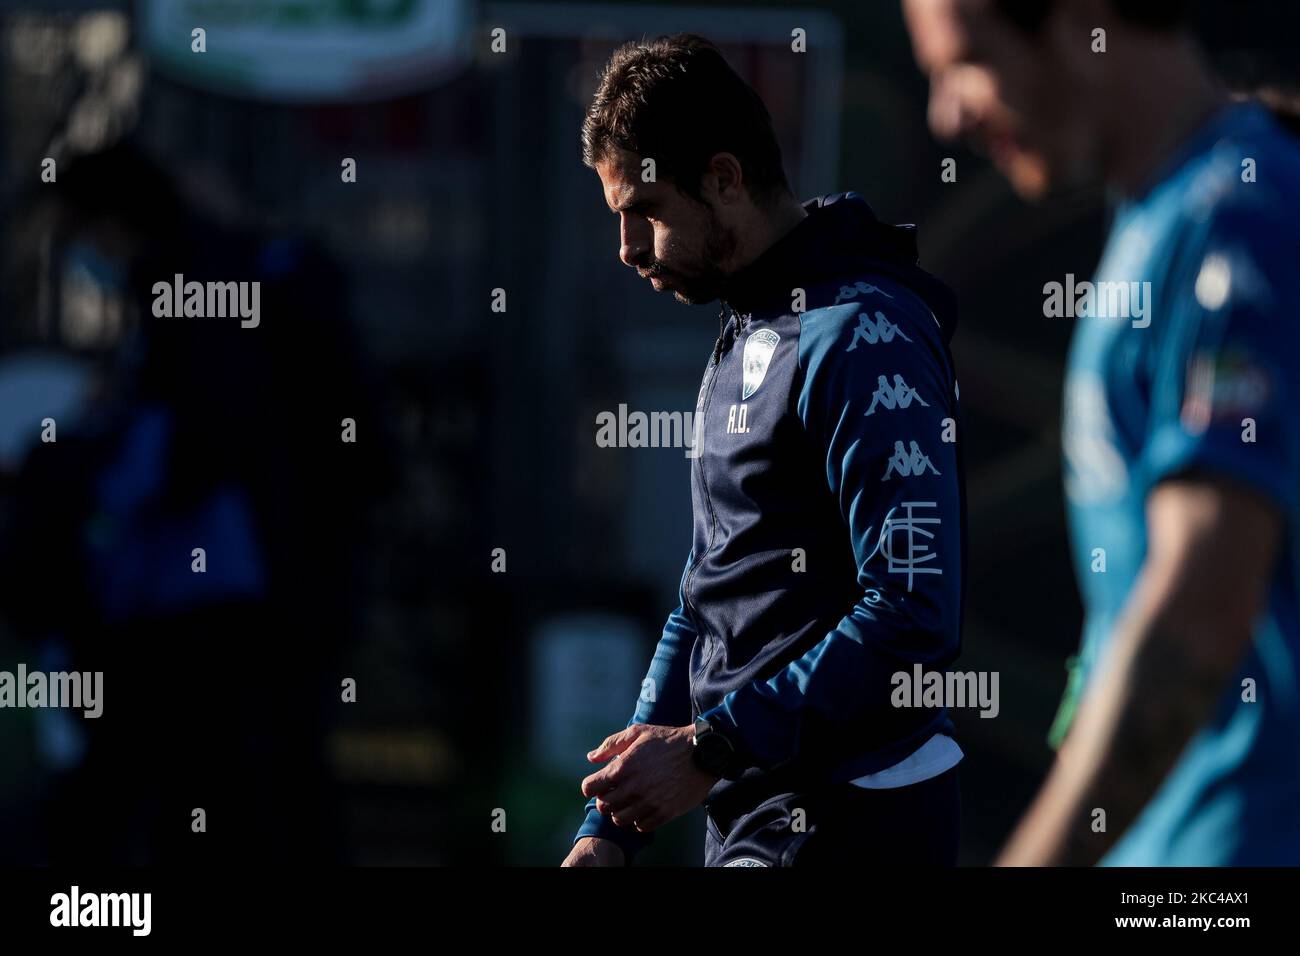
[903,0,1097,198]
[595,149,738,305]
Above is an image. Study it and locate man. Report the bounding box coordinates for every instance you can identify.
[561,34,966,867]
[904,0,1300,864]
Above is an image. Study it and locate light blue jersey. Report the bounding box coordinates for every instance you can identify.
[1058,103,1300,865]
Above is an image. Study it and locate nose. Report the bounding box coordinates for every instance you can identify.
[927,70,970,143]
[618,214,651,269]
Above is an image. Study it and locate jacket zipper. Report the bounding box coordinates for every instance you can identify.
[687,303,738,720]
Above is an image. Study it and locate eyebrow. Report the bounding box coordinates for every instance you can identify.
[607,189,650,214]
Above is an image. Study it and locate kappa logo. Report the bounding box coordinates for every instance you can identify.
[882,440,940,480]
[833,281,896,305]
[722,857,769,867]
[742,328,780,400]
[846,311,911,351]
[865,374,929,416]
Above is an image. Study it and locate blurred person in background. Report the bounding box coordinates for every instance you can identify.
[905,0,1300,864]
[563,34,966,868]
[0,141,389,863]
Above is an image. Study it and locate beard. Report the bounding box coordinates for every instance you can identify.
[646,207,737,305]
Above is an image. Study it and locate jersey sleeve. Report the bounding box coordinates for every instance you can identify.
[698,293,964,771]
[572,551,697,859]
[1141,200,1300,514]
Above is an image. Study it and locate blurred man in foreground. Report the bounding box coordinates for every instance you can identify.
[905,0,1300,864]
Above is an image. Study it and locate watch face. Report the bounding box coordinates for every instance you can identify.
[693,729,734,777]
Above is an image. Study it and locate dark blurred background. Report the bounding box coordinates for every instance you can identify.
[0,0,1294,866]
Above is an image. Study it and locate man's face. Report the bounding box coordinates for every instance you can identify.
[595,149,738,305]
[903,0,1098,198]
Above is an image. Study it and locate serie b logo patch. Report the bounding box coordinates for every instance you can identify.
[742,329,780,400]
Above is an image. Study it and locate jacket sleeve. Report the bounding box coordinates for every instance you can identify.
[572,551,697,859]
[699,296,963,772]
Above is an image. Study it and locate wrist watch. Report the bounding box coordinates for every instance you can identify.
[691,715,743,780]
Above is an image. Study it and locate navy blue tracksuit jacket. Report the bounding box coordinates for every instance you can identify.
[576,193,965,859]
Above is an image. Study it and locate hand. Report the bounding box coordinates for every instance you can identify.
[580,723,721,833]
[561,836,626,867]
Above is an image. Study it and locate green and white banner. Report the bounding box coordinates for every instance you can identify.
[140,0,473,101]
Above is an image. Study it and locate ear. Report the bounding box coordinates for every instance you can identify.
[704,152,746,205]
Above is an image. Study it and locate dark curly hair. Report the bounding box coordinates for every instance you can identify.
[581,33,792,205]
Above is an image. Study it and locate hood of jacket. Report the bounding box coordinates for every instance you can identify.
[719,191,958,343]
